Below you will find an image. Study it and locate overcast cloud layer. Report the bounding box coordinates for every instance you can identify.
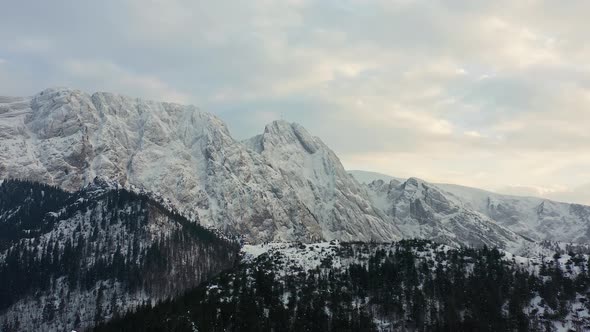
[1,0,589,204]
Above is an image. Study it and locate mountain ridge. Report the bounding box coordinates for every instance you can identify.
[2,88,590,250]
[357,173,590,245]
[349,169,589,206]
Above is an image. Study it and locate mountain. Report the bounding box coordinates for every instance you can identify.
[0,179,240,331]
[350,169,590,244]
[94,241,590,332]
[0,88,398,244]
[243,121,399,243]
[435,183,590,244]
[366,178,529,252]
[2,88,588,251]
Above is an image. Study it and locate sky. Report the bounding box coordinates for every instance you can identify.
[1,0,589,204]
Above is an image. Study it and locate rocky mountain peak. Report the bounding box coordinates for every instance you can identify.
[403,177,428,190]
[258,120,319,154]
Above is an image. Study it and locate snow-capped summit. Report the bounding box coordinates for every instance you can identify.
[400,177,431,195]
[247,120,319,154]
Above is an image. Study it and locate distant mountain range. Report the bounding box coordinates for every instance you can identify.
[349,171,590,245]
[1,88,590,251]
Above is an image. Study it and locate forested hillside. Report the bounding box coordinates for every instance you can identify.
[0,179,72,250]
[95,241,590,332]
[0,179,240,332]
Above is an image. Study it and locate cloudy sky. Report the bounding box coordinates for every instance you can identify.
[1,0,589,203]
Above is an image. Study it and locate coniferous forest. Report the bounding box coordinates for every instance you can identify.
[94,241,590,332]
[0,179,240,331]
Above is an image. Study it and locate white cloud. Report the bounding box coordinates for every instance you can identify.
[463,131,482,138]
[6,37,54,53]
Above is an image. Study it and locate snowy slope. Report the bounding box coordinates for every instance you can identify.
[241,242,590,331]
[97,240,590,331]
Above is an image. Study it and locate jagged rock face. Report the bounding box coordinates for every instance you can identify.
[357,171,590,247]
[244,121,400,242]
[367,178,528,250]
[0,88,399,243]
